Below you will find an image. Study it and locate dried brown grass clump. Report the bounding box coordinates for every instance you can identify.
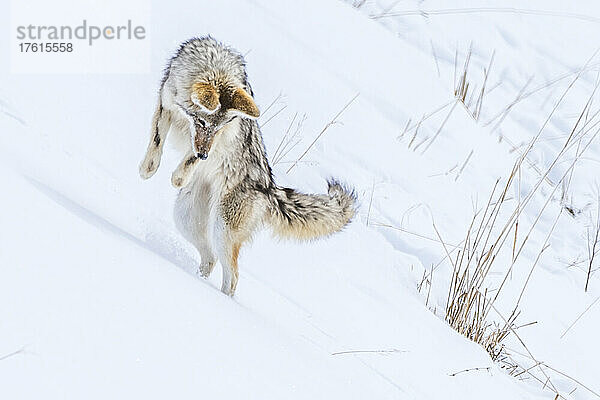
[440,177,518,362]
[440,62,600,398]
[453,45,495,121]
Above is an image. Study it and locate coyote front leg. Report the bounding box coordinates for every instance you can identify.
[139,100,172,179]
[171,152,200,188]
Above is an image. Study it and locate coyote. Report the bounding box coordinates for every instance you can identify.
[139,37,356,296]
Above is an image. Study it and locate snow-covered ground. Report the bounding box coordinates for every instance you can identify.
[1,0,599,399]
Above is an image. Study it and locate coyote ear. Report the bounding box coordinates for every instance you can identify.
[191,82,220,113]
[229,88,260,119]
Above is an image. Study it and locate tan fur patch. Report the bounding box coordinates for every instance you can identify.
[231,242,241,267]
[230,88,260,118]
[191,82,220,111]
[229,242,241,294]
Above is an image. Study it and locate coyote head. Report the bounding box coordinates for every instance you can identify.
[178,82,260,160]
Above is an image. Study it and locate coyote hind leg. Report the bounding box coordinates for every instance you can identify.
[197,240,217,278]
[173,187,216,277]
[140,99,172,179]
[213,216,247,296]
[218,236,242,296]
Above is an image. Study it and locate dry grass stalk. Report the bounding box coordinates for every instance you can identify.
[448,366,491,376]
[272,113,306,166]
[543,364,600,399]
[260,93,283,118]
[421,100,458,154]
[485,60,600,130]
[401,99,455,140]
[454,149,474,181]
[473,50,495,120]
[408,115,424,149]
[0,347,26,361]
[585,194,600,291]
[286,93,359,173]
[259,105,287,129]
[485,75,534,130]
[371,221,461,249]
[371,7,600,24]
[491,304,560,394]
[430,40,441,77]
[366,181,376,226]
[454,45,472,104]
[503,341,600,399]
[406,121,420,148]
[331,348,405,356]
[560,295,600,339]
[398,117,412,140]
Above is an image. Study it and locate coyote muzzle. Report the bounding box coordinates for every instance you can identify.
[193,124,215,160]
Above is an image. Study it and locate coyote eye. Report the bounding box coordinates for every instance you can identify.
[196,118,207,128]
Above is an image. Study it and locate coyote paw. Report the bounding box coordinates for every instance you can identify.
[221,283,236,297]
[171,166,193,188]
[221,273,238,297]
[139,153,160,179]
[198,261,215,278]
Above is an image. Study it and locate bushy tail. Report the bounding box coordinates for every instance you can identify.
[267,179,357,240]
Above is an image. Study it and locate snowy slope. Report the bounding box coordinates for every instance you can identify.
[1,0,599,399]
